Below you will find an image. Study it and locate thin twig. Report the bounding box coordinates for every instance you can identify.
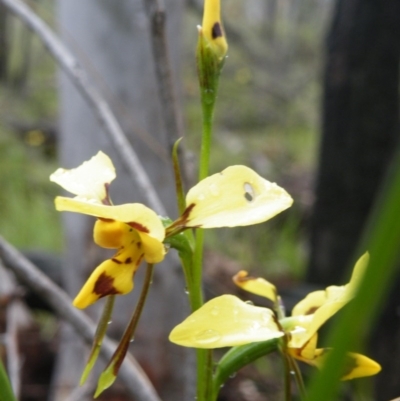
[0,0,165,214]
[143,0,187,182]
[0,236,162,401]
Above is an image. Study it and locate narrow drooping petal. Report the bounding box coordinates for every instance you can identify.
[182,165,293,228]
[233,270,277,303]
[50,151,115,203]
[73,231,144,309]
[288,347,381,380]
[289,252,369,348]
[169,295,283,348]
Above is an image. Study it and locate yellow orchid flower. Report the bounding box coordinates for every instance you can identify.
[51,153,292,308]
[169,253,381,380]
[168,165,293,231]
[50,152,165,309]
[199,0,228,61]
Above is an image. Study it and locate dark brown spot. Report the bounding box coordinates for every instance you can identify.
[125,257,132,264]
[244,192,253,202]
[211,22,223,39]
[93,273,120,296]
[137,242,142,249]
[304,306,319,315]
[111,258,122,264]
[128,222,150,233]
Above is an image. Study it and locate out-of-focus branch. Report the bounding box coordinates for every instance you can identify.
[143,0,185,147]
[143,0,188,184]
[0,236,162,401]
[0,0,165,214]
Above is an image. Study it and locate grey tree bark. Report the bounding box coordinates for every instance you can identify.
[51,1,193,400]
[308,0,400,399]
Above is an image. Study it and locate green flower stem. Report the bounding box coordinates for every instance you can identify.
[283,353,292,401]
[0,358,17,401]
[212,339,280,400]
[198,101,214,180]
[80,295,115,384]
[288,356,306,400]
[95,263,155,397]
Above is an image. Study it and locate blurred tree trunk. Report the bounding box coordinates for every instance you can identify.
[51,1,193,400]
[0,4,8,81]
[308,0,400,399]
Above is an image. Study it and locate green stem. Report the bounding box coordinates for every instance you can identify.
[283,353,292,401]
[288,356,306,400]
[95,263,155,396]
[198,102,214,180]
[80,295,115,384]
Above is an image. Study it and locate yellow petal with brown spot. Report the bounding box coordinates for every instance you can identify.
[73,243,144,309]
[169,295,283,348]
[233,270,277,303]
[54,199,165,241]
[184,165,292,228]
[50,151,115,203]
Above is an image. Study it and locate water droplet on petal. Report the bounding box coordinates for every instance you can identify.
[197,193,205,201]
[209,183,220,196]
[245,300,254,305]
[210,307,219,316]
[194,329,221,345]
[244,182,255,202]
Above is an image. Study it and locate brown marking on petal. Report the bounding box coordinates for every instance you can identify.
[128,222,150,233]
[111,258,122,264]
[137,242,142,249]
[102,183,112,205]
[211,22,223,39]
[98,217,114,223]
[304,306,320,315]
[94,273,120,297]
[125,257,132,264]
[179,203,196,225]
[136,254,144,267]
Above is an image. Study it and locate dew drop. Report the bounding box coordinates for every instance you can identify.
[209,183,220,196]
[210,307,219,316]
[245,300,254,305]
[194,329,221,345]
[184,287,190,294]
[108,320,112,325]
[130,338,135,343]
[197,193,205,201]
[229,372,237,379]
[244,182,255,202]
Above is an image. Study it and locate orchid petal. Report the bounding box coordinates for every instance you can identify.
[233,270,277,302]
[290,253,369,348]
[183,166,293,228]
[169,295,283,348]
[73,236,144,309]
[55,198,165,241]
[289,347,381,380]
[50,151,115,203]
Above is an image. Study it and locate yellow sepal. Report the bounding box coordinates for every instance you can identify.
[233,270,277,303]
[169,295,283,348]
[183,165,293,228]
